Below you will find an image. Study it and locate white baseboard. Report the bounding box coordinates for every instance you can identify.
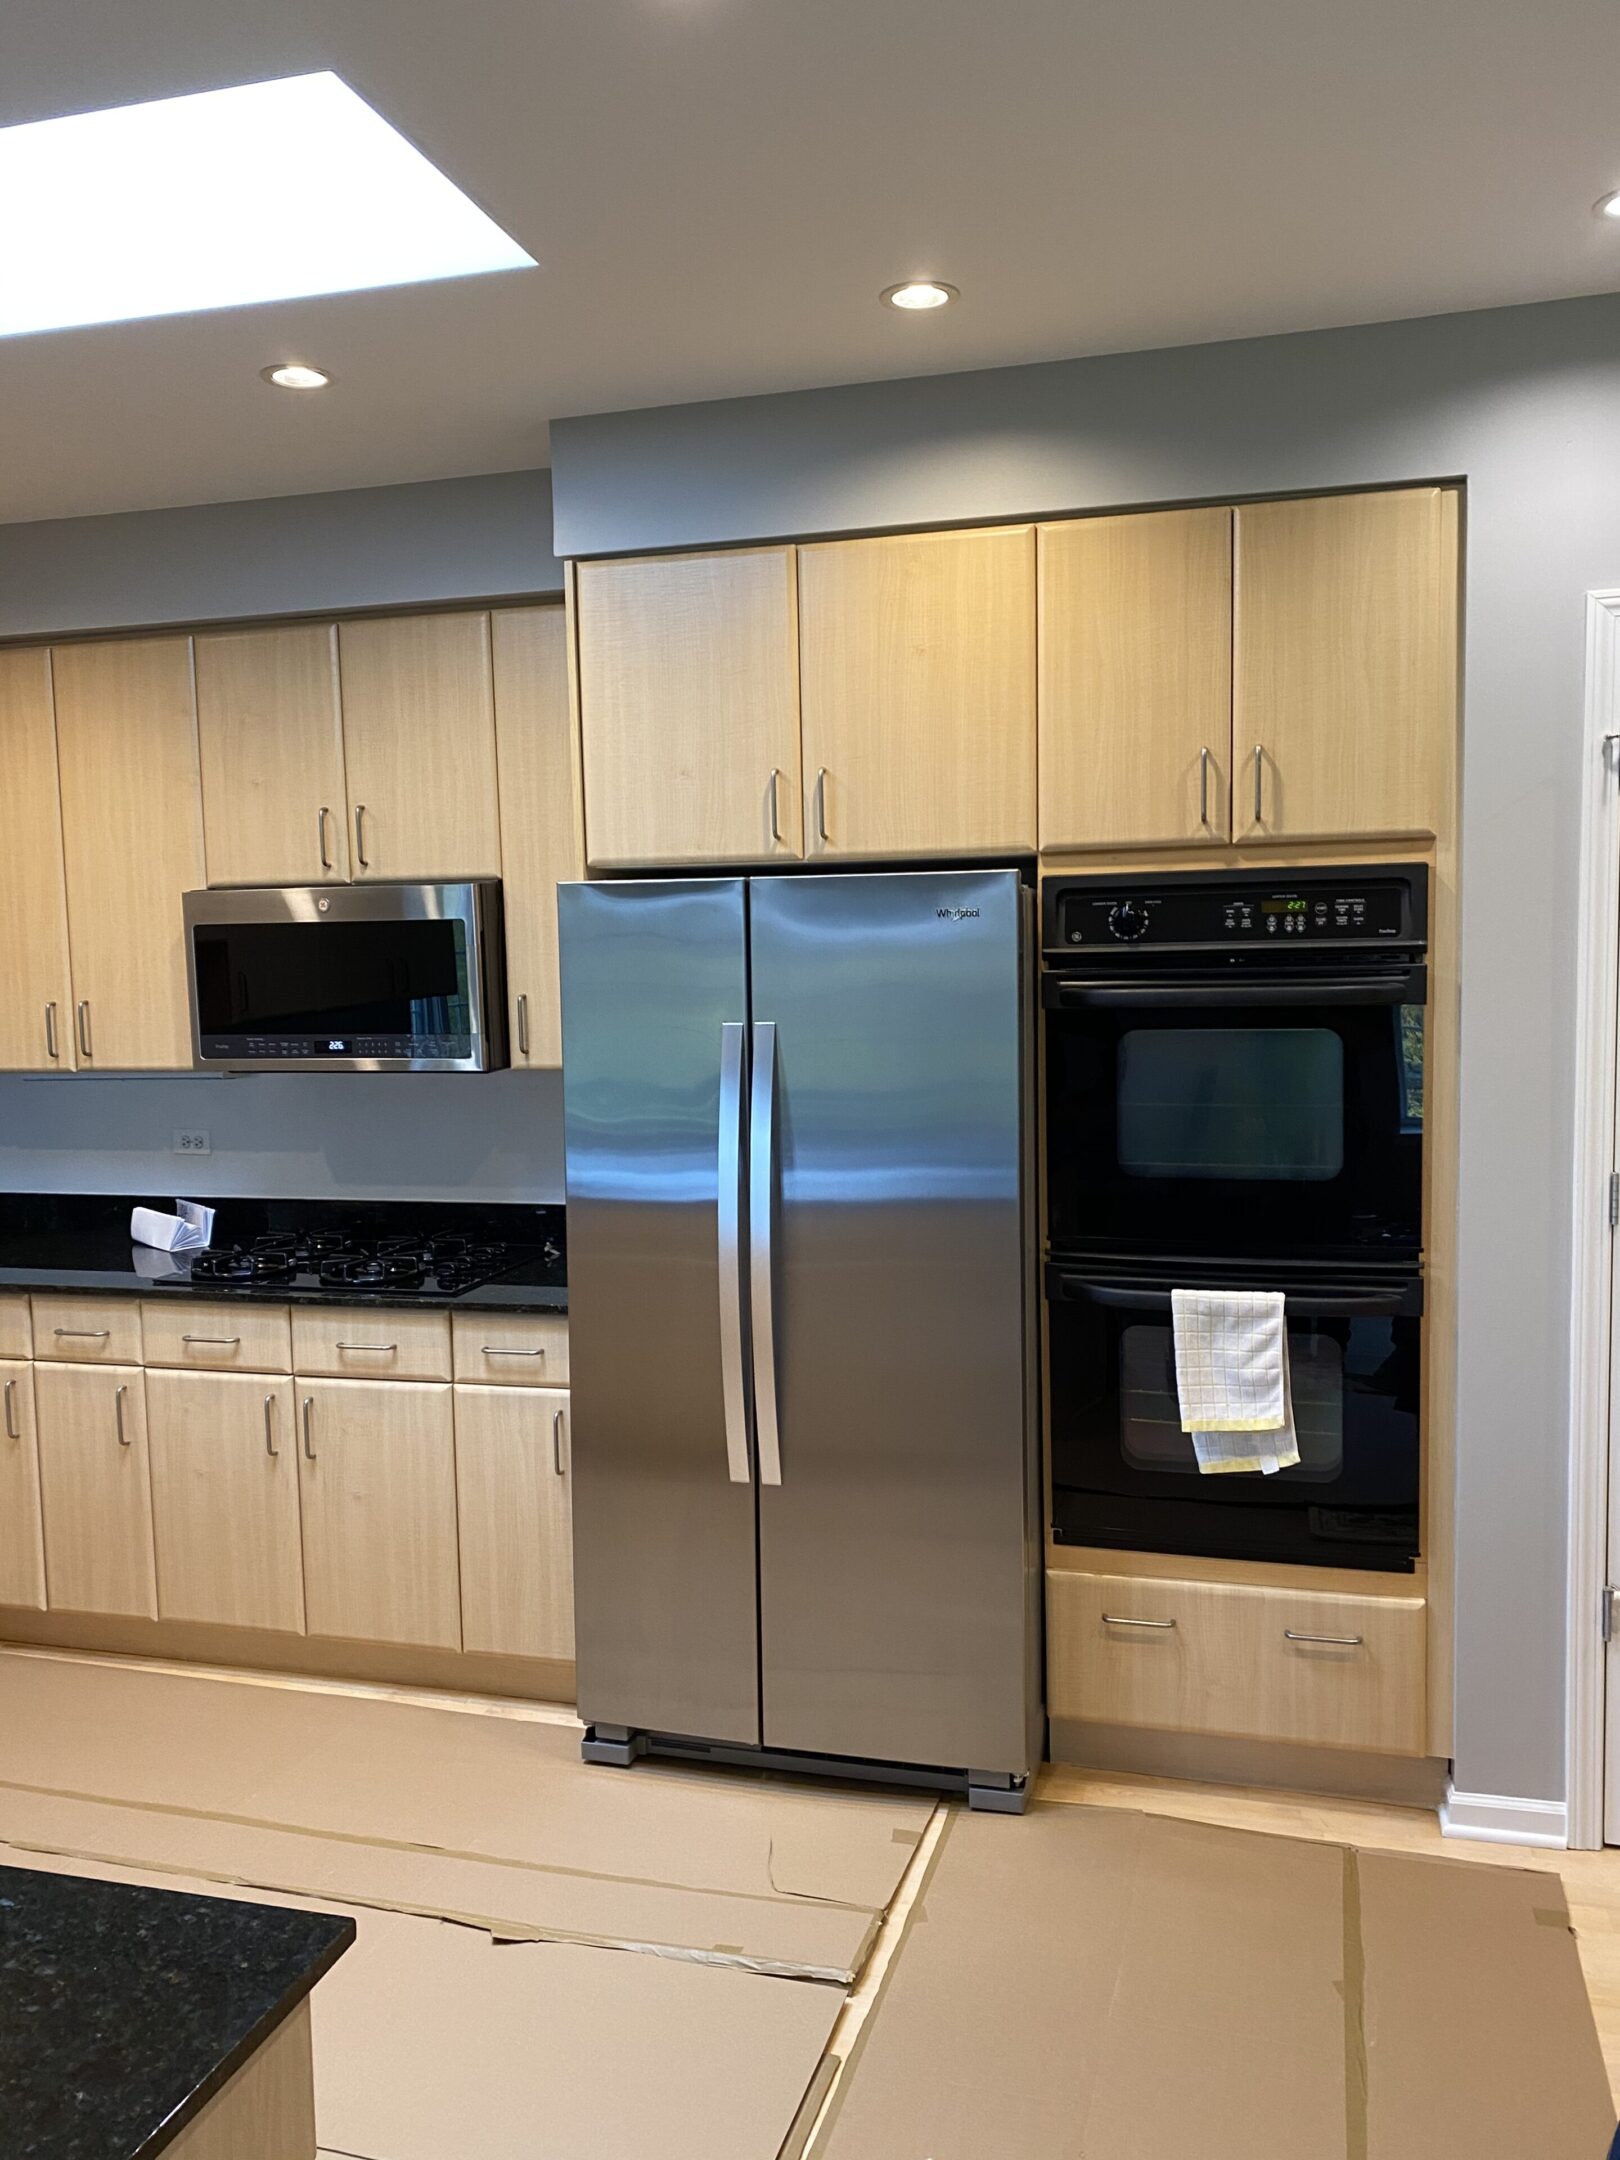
[1440,1786,1570,1849]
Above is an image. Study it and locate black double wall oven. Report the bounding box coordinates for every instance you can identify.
[1043,864,1427,1571]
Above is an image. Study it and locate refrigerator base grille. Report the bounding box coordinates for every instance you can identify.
[579,1726,1031,1815]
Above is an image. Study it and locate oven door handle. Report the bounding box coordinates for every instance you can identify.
[1043,967,1426,1010]
[1050,1274,1424,1319]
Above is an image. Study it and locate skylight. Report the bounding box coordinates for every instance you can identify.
[0,71,536,338]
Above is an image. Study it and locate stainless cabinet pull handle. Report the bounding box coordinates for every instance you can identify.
[552,1406,565,1477]
[264,1393,278,1457]
[3,1380,18,1441]
[814,767,830,846]
[1252,743,1265,825]
[516,992,530,1057]
[1198,746,1212,829]
[55,1328,110,1340]
[354,803,370,871]
[181,1334,241,1347]
[318,806,335,872]
[767,768,783,845]
[302,1395,316,1461]
[114,1383,130,1446]
[1283,1629,1364,1647]
[44,1003,59,1061]
[335,1340,397,1353]
[76,1000,93,1058]
[1102,1613,1176,1630]
[480,1345,545,1358]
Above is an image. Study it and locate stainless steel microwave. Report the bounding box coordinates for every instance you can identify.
[182,882,508,1073]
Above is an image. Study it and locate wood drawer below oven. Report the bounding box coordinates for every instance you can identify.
[32,1295,143,1364]
[1047,1565,1427,1758]
[291,1308,451,1383]
[451,1310,569,1386]
[141,1300,292,1374]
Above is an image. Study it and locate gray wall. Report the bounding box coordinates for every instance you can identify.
[554,291,1620,1808]
[0,467,560,641]
[0,1072,565,1204]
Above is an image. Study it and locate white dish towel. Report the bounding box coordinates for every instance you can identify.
[1170,1289,1301,1477]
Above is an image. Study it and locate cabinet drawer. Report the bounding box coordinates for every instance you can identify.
[292,1307,451,1381]
[1047,1567,1427,1757]
[451,1310,569,1386]
[140,1300,292,1374]
[0,1294,32,1360]
[32,1295,142,1364]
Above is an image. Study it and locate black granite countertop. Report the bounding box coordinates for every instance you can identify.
[0,1864,353,2160]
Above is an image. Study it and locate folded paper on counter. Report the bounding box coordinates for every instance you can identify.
[130,1199,215,1253]
[1171,1287,1300,1477]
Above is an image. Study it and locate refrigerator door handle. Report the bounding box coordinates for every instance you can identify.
[717,1021,753,1484]
[749,1019,784,1487]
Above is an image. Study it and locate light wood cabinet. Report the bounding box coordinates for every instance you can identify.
[32,1294,143,1364]
[575,547,803,868]
[0,648,77,1071]
[337,612,501,880]
[291,1306,451,1383]
[33,1362,158,1619]
[0,1295,33,1360]
[51,636,206,1070]
[798,526,1037,859]
[491,606,583,1066]
[450,1309,569,1387]
[454,1384,574,1660]
[1038,509,1233,849]
[1234,487,1456,842]
[195,625,349,885]
[0,1361,47,1609]
[139,1299,292,1375]
[296,1378,461,1649]
[146,1371,304,1634]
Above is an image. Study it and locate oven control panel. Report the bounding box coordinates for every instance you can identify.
[1045,866,1426,953]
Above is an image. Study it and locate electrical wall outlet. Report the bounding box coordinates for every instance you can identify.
[172,1130,212,1156]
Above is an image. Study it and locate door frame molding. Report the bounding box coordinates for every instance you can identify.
[1566,588,1620,1850]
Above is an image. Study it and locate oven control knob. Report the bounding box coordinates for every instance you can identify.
[1106,901,1149,942]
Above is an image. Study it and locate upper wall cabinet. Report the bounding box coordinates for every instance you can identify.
[491,606,583,1067]
[52,637,206,1072]
[1038,509,1233,851]
[337,612,502,881]
[798,526,1037,859]
[1234,488,1457,843]
[0,648,77,1071]
[575,548,804,868]
[195,625,350,885]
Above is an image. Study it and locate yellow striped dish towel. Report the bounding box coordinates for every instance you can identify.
[1170,1289,1300,1477]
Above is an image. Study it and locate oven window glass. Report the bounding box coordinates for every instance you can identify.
[1119,1321,1345,1482]
[193,919,470,1041]
[1116,1027,1345,1182]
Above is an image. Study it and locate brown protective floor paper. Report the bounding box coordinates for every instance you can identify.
[815,1803,1618,2160]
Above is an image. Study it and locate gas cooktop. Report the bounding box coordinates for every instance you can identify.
[172,1230,560,1299]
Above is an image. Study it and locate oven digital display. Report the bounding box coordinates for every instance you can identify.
[1262,898,1309,915]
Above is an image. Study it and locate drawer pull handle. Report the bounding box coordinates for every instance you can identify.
[114,1383,131,1446]
[480,1345,545,1358]
[1102,1613,1176,1630]
[264,1394,278,1457]
[55,1328,111,1340]
[1283,1629,1364,1648]
[552,1406,566,1477]
[302,1395,316,1461]
[3,1379,18,1441]
[182,1334,241,1347]
[335,1341,397,1353]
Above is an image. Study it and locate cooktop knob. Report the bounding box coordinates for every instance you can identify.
[1106,900,1149,942]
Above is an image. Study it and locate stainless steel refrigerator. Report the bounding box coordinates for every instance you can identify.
[557,868,1041,1811]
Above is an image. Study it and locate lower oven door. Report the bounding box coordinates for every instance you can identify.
[1047,1262,1422,1569]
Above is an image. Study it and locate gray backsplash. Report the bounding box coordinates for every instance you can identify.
[0,1070,566,1204]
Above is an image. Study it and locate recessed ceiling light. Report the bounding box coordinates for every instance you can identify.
[881,280,959,312]
[1597,190,1620,220]
[262,363,332,391]
[0,71,536,340]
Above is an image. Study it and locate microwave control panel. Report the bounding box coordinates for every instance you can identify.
[1045,866,1427,954]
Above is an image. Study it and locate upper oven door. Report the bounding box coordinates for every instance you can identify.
[1044,961,1425,1262]
[184,882,506,1073]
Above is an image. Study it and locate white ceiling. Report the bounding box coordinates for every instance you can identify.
[4,0,1620,523]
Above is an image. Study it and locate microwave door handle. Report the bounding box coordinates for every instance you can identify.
[749,1020,782,1488]
[1047,969,1425,1010]
[1054,1277,1422,1319]
[716,1022,752,1486]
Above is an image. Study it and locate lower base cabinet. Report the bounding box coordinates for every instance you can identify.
[33,1362,158,1619]
[296,1378,462,1651]
[146,1371,305,1635]
[0,1360,46,1609]
[454,1384,574,1661]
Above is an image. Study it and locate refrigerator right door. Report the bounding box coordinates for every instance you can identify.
[749,870,1035,1774]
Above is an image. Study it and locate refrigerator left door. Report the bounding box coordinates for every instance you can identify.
[558,879,761,1745]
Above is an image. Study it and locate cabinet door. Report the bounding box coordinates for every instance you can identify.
[798,526,1036,858]
[337,613,501,880]
[146,1371,304,1634]
[1234,487,1457,842]
[34,1363,157,1618]
[0,648,77,1071]
[52,636,206,1071]
[296,1378,460,1648]
[575,548,803,868]
[454,1384,573,1661]
[1039,510,1232,849]
[195,625,349,885]
[0,1362,47,1610]
[492,607,583,1066]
